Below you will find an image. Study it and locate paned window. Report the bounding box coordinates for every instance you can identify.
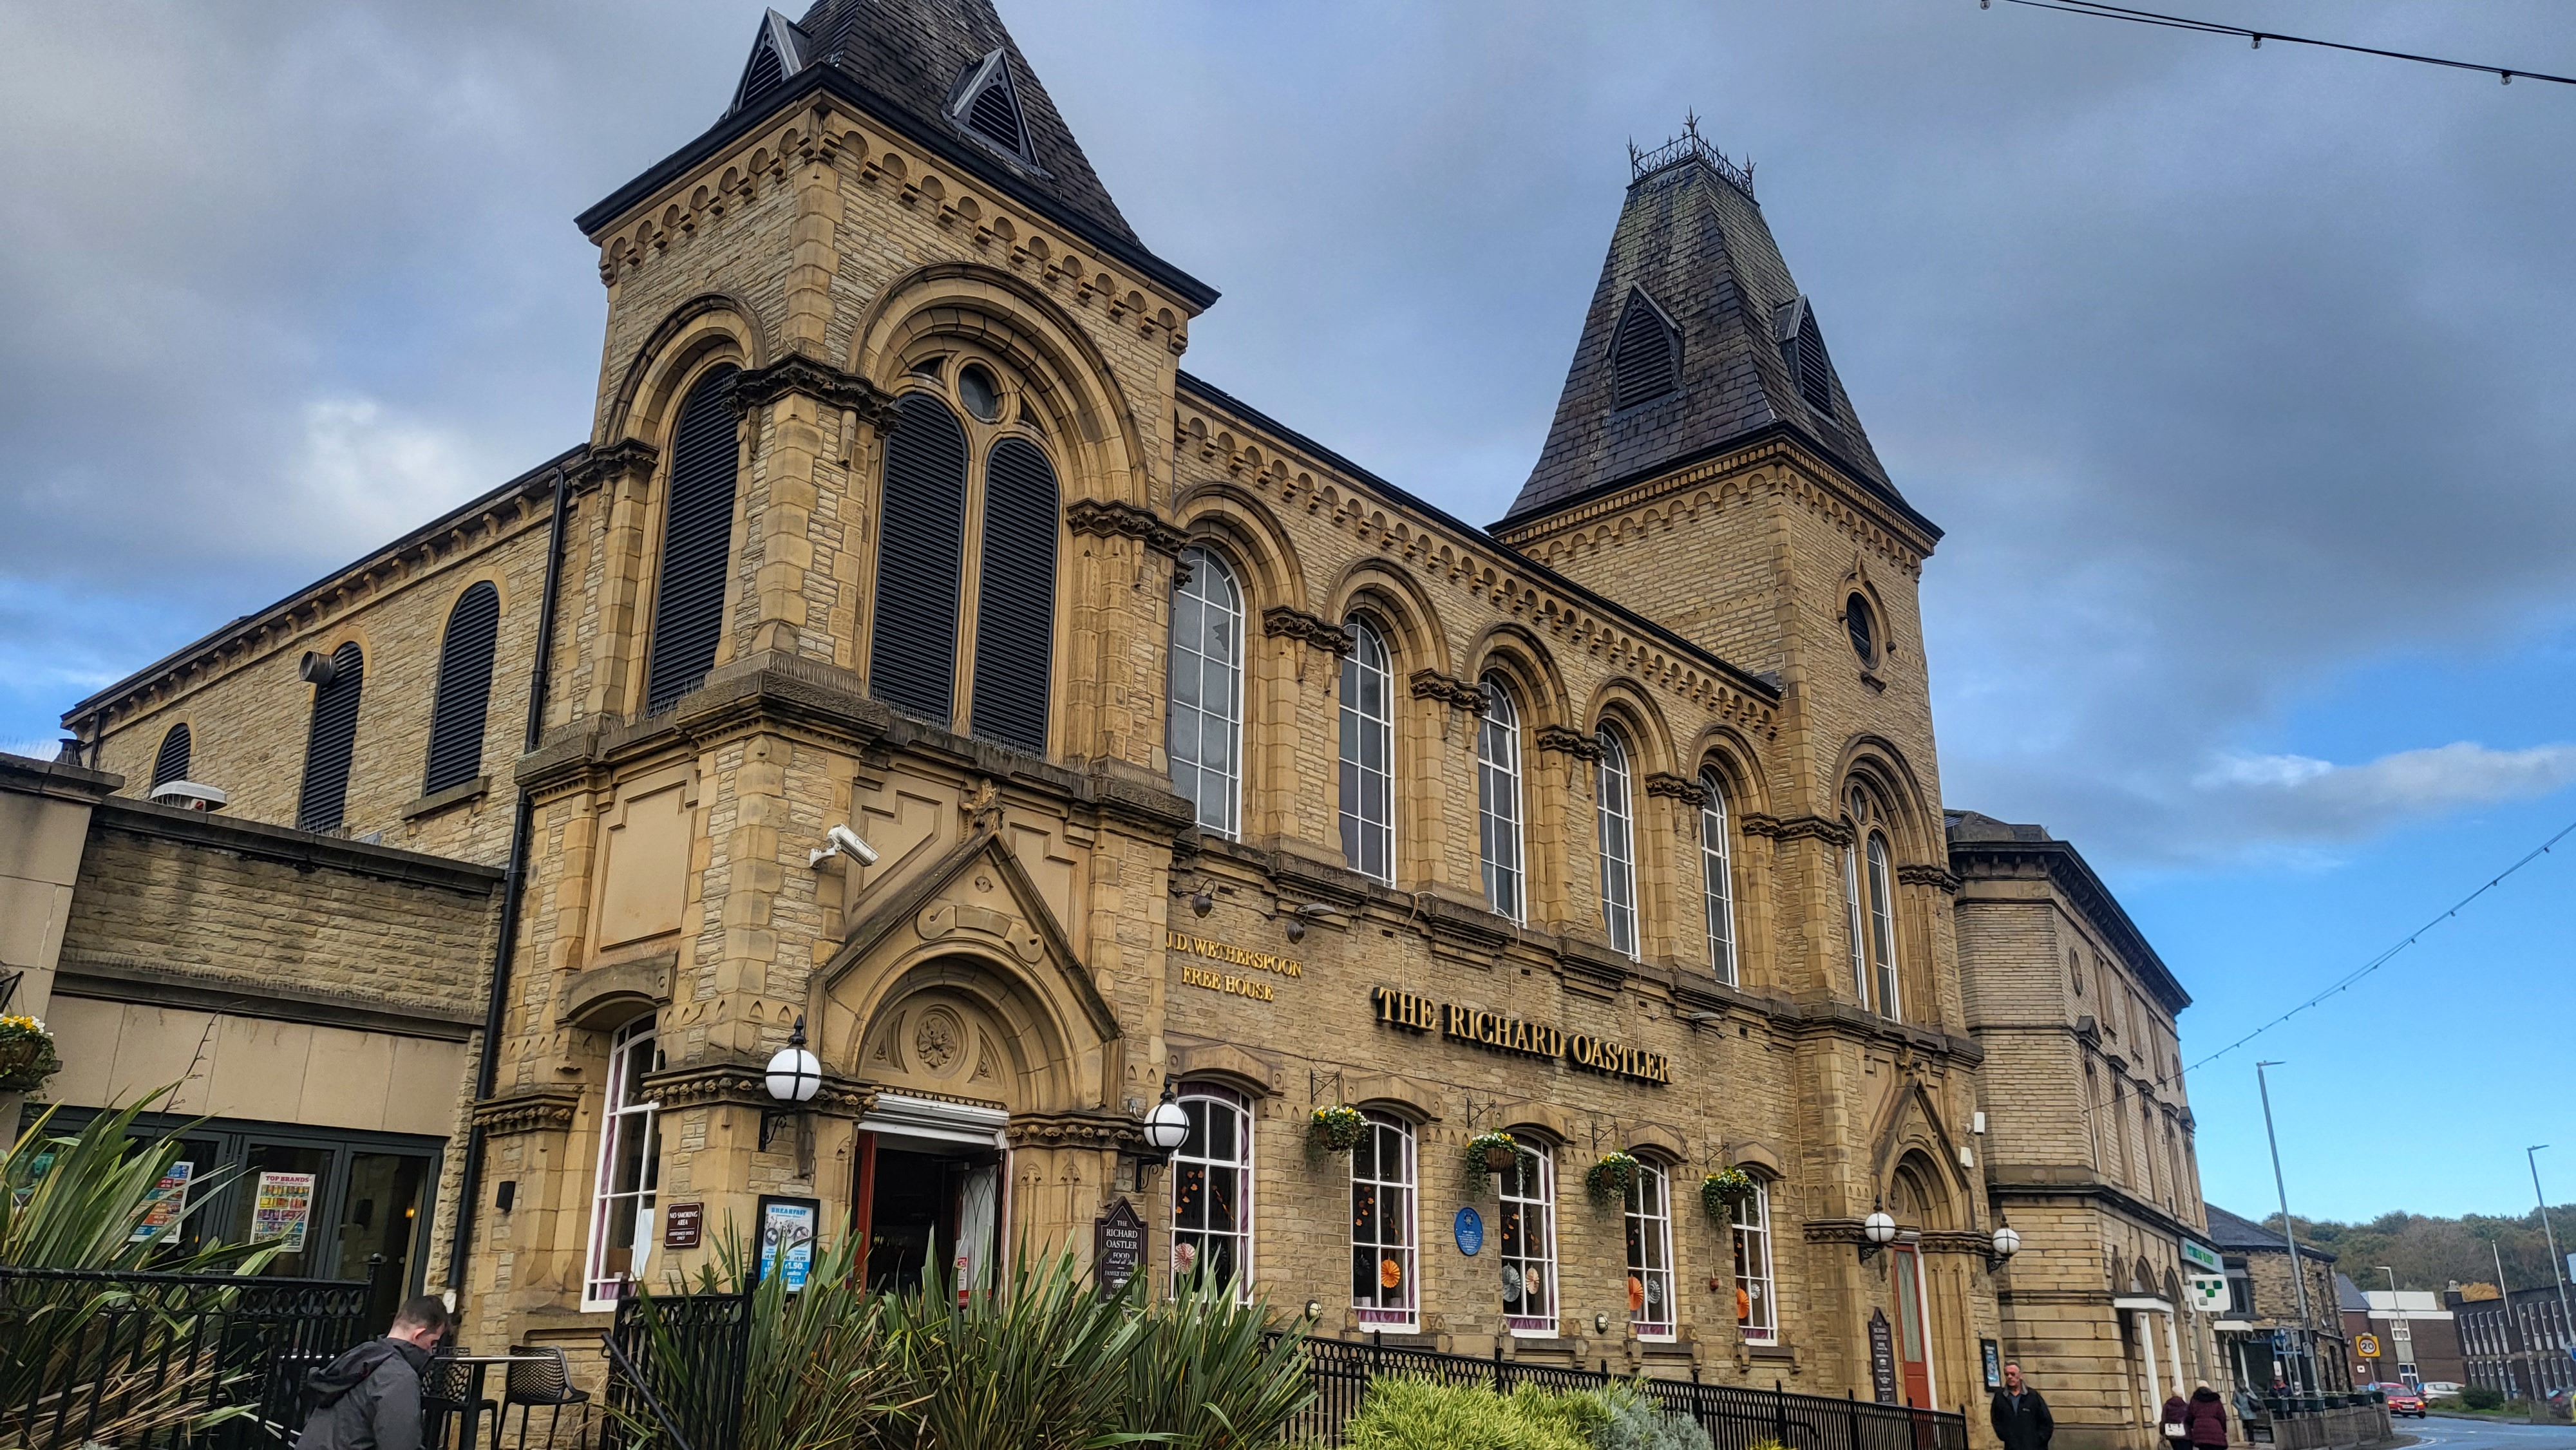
[1477,680,1525,923]
[1339,619,1395,883]
[1625,1162,1676,1339]
[1846,787,1900,1018]
[296,641,365,834]
[1733,1179,1777,1344]
[871,391,969,727]
[1167,547,1243,838]
[583,1017,661,1307]
[643,366,742,714]
[424,581,501,795]
[151,723,192,789]
[1596,730,1638,958]
[1497,1145,1558,1335]
[1350,1113,1417,1328]
[1699,771,1737,984]
[1171,1085,1252,1299]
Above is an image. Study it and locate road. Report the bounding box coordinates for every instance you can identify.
[2404,1417,2576,1450]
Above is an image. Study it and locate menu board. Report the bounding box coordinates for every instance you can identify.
[130,1160,196,1244]
[1094,1199,1144,1299]
[250,1172,316,1251]
[757,1196,817,1292]
[1869,1308,1898,1404]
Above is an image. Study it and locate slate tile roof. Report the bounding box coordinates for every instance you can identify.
[2206,1202,2336,1261]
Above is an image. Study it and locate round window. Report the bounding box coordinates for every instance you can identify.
[958,362,1003,423]
[1845,594,1875,664]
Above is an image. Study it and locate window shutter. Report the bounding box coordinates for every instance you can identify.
[1610,290,1680,410]
[151,723,192,790]
[296,641,365,834]
[424,581,502,794]
[968,437,1058,755]
[741,39,784,102]
[871,392,969,726]
[643,366,741,715]
[1791,310,1834,413]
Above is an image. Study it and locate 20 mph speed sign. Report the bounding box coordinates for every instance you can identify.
[2356,1334,2382,1358]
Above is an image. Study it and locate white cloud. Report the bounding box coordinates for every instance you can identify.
[2186,742,2576,854]
[283,397,493,558]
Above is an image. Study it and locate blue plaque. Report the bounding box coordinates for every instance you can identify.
[1454,1205,1484,1256]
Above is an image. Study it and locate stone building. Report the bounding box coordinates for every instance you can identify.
[1948,812,2227,1448]
[2339,1279,2461,1390]
[46,0,2063,1417]
[2452,1280,2573,1403]
[2204,1204,2351,1396]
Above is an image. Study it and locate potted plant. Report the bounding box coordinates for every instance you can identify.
[0,1014,61,1093]
[1585,1151,1641,1203]
[1310,1104,1367,1153]
[1463,1131,1519,1191]
[1702,1165,1756,1221]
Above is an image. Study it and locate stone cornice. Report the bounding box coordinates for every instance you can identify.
[1897,863,1963,894]
[55,952,482,1043]
[1066,498,1189,558]
[1739,813,1854,849]
[1406,669,1484,712]
[92,794,506,895]
[1951,836,2188,1015]
[1007,1107,1147,1153]
[1533,724,1604,762]
[643,1061,876,1117]
[568,437,658,495]
[1261,606,1352,656]
[473,1086,584,1136]
[730,355,900,428]
[1643,771,1709,807]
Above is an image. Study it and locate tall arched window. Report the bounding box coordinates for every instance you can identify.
[1168,546,1243,838]
[967,437,1058,755]
[1498,1144,1557,1336]
[1596,728,1638,959]
[1624,1160,1676,1340]
[643,366,741,714]
[871,391,969,727]
[1339,619,1394,883]
[424,581,501,795]
[1732,1177,1777,1344]
[296,642,365,834]
[151,723,192,790]
[1350,1113,1417,1329]
[1477,679,1524,923]
[1171,1084,1252,1298]
[583,1016,661,1308]
[1699,771,1737,985]
[1844,786,1899,1018]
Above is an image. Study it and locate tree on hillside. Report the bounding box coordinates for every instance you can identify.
[2258,1205,2576,1294]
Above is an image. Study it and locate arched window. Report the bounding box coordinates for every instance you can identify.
[1596,729,1638,959]
[1699,771,1736,984]
[1497,1144,1557,1336]
[871,391,969,727]
[296,642,365,834]
[1171,1084,1252,1298]
[643,366,741,714]
[583,1016,661,1308]
[1477,679,1524,923]
[151,723,192,790]
[1350,1112,1416,1329]
[1732,1176,1777,1344]
[424,581,501,795]
[967,437,1057,755]
[1338,619,1395,883]
[1168,546,1242,838]
[1844,786,1899,1018]
[1624,1160,1676,1341]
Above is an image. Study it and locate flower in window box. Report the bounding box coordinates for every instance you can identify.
[0,1015,61,1093]
[1584,1150,1640,1203]
[1311,1104,1367,1153]
[1702,1165,1755,1221]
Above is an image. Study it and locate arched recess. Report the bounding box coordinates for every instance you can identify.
[1464,624,1571,737]
[1173,481,1307,618]
[1323,561,1452,683]
[1690,724,1771,818]
[1867,1077,1978,1215]
[1585,681,1678,781]
[1832,734,1938,865]
[1889,1151,1955,1232]
[599,291,773,446]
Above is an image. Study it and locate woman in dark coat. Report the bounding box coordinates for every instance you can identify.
[2185,1385,2230,1448]
[2163,1392,2192,1448]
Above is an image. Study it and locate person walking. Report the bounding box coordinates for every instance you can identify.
[2162,1390,2192,1449]
[2184,1385,2230,1450]
[1991,1362,2055,1450]
[299,1295,453,1450]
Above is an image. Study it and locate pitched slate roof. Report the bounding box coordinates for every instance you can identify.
[2206,1203,2336,1261]
[1503,131,1919,531]
[791,0,1136,243]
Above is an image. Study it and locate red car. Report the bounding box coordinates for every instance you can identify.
[2376,1384,2424,1418]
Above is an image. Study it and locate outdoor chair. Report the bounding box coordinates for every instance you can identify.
[422,1352,500,1450]
[504,1346,592,1450]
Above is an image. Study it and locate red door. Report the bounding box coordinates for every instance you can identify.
[1892,1243,1935,1409]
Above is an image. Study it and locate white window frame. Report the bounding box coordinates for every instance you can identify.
[1699,771,1737,985]
[1170,1083,1254,1301]
[1499,1145,1559,1336]
[1596,730,1638,959]
[1866,832,1900,1018]
[1339,619,1396,884]
[582,1016,661,1309]
[1625,1161,1677,1341]
[1350,1112,1417,1329]
[1477,679,1525,923]
[1733,1178,1778,1344]
[1168,546,1244,839]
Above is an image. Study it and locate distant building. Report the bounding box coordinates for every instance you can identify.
[2334,1274,2461,1389]
[2204,1205,2349,1394]
[2448,1281,2574,1402]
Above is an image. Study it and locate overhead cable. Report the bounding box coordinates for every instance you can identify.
[1987,0,2576,88]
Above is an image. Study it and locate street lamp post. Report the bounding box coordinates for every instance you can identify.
[2493,1238,2524,1403]
[2528,1147,2575,1388]
[2257,1061,2316,1397]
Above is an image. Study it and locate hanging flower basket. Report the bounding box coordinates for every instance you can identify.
[1585,1151,1642,1203]
[1702,1165,1756,1221]
[1464,1131,1519,1191]
[1311,1104,1367,1153]
[0,1015,61,1093]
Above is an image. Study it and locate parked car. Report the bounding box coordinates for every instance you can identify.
[2378,1384,2425,1418]
[2417,1382,2463,1400]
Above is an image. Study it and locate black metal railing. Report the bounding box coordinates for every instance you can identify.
[0,1265,372,1450]
[1289,1337,1971,1450]
[603,1292,751,1450]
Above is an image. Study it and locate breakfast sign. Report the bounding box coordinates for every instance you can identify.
[1369,985,1673,1087]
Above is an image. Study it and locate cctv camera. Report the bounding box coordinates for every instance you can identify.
[808,823,879,869]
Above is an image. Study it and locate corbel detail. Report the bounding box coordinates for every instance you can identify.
[1739,813,1855,849]
[1643,771,1709,807]
[728,355,901,430]
[643,1062,876,1116]
[1534,724,1605,763]
[1407,669,1484,712]
[1066,498,1190,559]
[469,1086,583,1136]
[1007,1107,1148,1153]
[1262,607,1352,656]
[567,438,658,496]
[1897,863,1963,894]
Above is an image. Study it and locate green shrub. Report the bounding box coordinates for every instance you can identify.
[1344,1375,1593,1450]
[1592,1381,1716,1450]
[2463,1386,2505,1411]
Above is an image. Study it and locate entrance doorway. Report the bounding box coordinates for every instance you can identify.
[852,1095,1011,1301]
[1893,1242,1936,1408]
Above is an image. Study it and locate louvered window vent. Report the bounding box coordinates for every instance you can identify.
[643,366,741,715]
[1610,288,1681,410]
[424,580,501,794]
[151,722,192,790]
[726,11,808,118]
[871,392,970,727]
[949,49,1030,160]
[1777,297,1835,415]
[296,642,366,834]
[968,438,1059,755]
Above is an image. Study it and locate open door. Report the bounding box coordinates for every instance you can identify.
[1892,1242,1935,1409]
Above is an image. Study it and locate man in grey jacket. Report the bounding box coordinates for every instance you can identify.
[299,1296,452,1450]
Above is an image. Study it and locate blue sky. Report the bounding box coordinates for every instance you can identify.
[3,2,2571,1222]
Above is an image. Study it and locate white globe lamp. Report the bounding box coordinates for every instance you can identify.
[764,1014,822,1104]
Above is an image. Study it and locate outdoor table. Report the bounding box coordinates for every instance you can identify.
[437,1354,539,1450]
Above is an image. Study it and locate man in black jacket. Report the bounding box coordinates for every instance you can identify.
[299,1295,452,1450]
[1991,1362,2054,1450]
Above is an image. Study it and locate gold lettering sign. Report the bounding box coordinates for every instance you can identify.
[1368,985,1671,1086]
[1166,931,1305,979]
[1181,964,1277,1002]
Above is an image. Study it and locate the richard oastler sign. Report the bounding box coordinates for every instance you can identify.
[1369,984,1674,1087]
